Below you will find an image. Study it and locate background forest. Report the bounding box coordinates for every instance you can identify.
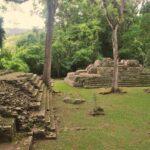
[0,0,150,77]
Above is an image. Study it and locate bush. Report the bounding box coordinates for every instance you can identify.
[19,44,44,74]
[1,57,29,72]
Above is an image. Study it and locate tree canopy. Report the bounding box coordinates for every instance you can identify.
[0,0,150,77]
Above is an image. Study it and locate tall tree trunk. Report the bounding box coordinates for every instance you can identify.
[112,25,119,92]
[43,0,55,86]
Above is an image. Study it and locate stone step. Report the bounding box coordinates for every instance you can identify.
[18,136,33,150]
[39,83,45,92]
[32,88,39,97]
[27,84,34,94]
[0,117,16,142]
[87,80,150,85]
[118,84,150,87]
[31,75,41,88]
[45,132,57,140]
[37,92,43,102]
[49,114,57,132]
[31,86,47,125]
[45,89,51,125]
[31,88,39,97]
[86,82,111,85]
[23,81,30,89]
[0,70,14,76]
[30,110,45,123]
[120,81,150,84]
[41,86,47,111]
[85,84,150,88]
[46,89,50,111]
[30,74,37,82]
[0,136,33,150]
[33,77,41,86]
[29,102,41,111]
[32,128,46,139]
[45,111,51,125]
[36,80,43,88]
[85,83,110,86]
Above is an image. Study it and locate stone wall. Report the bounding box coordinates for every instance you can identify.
[0,72,57,142]
[65,58,150,88]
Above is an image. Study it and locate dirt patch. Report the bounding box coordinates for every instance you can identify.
[144,89,150,93]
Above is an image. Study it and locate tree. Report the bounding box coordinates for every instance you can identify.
[5,0,58,86]
[120,1,150,67]
[52,0,102,77]
[0,18,5,49]
[101,0,126,93]
[43,0,58,86]
[140,1,150,67]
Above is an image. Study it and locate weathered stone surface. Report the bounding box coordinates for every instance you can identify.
[63,97,72,104]
[94,60,101,68]
[65,58,150,88]
[89,107,105,116]
[63,97,85,105]
[0,116,15,142]
[86,64,97,74]
[126,60,140,67]
[33,128,45,139]
[45,132,57,140]
[72,99,85,104]
[0,72,57,142]
[75,70,87,75]
[101,58,114,67]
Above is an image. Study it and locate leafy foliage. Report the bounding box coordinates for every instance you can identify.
[1,0,150,75]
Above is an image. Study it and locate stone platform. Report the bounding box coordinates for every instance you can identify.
[65,58,150,88]
[0,71,57,146]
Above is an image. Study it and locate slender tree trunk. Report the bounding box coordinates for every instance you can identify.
[112,25,119,92]
[43,0,55,86]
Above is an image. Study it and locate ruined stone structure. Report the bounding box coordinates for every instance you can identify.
[0,71,56,147]
[65,58,150,88]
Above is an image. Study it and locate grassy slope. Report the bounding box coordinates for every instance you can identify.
[33,80,150,150]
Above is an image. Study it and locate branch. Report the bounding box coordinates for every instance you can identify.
[5,0,28,3]
[102,0,114,29]
[120,0,126,16]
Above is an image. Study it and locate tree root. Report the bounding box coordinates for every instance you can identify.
[99,88,127,95]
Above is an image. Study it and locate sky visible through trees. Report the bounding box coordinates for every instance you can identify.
[0,0,44,29]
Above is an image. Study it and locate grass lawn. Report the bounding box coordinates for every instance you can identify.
[33,80,150,150]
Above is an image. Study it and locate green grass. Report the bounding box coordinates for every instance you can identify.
[33,80,150,150]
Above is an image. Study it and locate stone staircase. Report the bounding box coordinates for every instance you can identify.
[0,71,57,145]
[82,72,150,88]
[21,73,57,140]
[65,69,150,89]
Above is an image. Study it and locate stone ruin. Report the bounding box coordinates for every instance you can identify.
[65,58,150,88]
[0,70,56,147]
